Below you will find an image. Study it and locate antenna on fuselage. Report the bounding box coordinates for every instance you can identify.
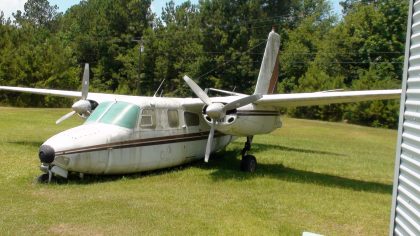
[153,79,166,97]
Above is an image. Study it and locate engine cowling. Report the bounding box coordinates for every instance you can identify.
[72,99,98,119]
[202,108,282,136]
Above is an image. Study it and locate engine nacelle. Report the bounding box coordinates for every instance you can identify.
[72,99,98,119]
[203,110,282,136]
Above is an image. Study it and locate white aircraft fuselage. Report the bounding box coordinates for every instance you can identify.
[39,96,282,178]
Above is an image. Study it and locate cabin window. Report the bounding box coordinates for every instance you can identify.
[140,109,156,128]
[184,112,199,126]
[168,109,179,128]
[85,101,140,129]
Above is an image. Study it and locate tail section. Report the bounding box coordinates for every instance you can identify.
[254,30,281,95]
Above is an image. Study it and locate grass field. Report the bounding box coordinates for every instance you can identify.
[0,107,397,235]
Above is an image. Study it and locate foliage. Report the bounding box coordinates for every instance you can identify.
[279,0,407,127]
[0,0,408,127]
[13,0,61,29]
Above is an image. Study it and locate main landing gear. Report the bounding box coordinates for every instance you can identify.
[240,136,257,172]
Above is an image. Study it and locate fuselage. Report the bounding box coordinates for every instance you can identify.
[39,96,282,178]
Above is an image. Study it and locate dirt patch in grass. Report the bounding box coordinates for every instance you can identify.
[48,223,104,236]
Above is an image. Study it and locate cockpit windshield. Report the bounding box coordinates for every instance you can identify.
[85,101,140,129]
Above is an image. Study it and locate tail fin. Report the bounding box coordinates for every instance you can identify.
[254,30,280,95]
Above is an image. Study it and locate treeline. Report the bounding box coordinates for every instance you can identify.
[0,0,408,128]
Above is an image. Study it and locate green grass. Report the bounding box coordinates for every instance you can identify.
[0,107,397,235]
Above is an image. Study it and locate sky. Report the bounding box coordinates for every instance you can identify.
[0,0,342,20]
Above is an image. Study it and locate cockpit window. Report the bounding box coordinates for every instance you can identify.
[85,101,140,129]
[85,101,113,123]
[140,109,156,128]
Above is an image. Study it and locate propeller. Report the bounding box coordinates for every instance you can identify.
[56,64,92,124]
[56,111,76,124]
[183,75,262,162]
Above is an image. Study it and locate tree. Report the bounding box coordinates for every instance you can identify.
[279,0,335,92]
[13,0,61,29]
[59,0,153,94]
[141,1,203,96]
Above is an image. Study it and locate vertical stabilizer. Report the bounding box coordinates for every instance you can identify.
[254,30,280,95]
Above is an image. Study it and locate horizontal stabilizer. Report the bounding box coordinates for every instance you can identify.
[207,88,246,96]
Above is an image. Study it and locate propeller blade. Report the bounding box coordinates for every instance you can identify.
[223,94,262,111]
[204,120,216,162]
[183,75,212,105]
[81,63,89,100]
[56,111,76,124]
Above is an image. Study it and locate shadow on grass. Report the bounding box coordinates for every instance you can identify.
[251,143,346,157]
[8,141,43,148]
[202,149,392,194]
[42,144,390,194]
[49,162,198,185]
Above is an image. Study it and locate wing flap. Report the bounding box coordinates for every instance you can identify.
[256,89,401,108]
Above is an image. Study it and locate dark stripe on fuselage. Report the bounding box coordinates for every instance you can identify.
[237,110,280,116]
[55,132,227,155]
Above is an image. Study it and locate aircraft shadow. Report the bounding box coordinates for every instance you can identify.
[40,144,389,194]
[250,143,346,157]
[202,149,392,194]
[58,164,195,185]
[8,141,44,148]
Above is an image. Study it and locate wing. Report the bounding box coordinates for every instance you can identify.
[0,86,82,98]
[180,97,206,112]
[0,85,141,104]
[255,89,401,108]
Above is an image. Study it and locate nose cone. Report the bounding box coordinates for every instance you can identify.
[39,145,55,163]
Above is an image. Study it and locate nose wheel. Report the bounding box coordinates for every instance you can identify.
[37,171,52,184]
[240,136,257,172]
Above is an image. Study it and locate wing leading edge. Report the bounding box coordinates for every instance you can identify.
[0,85,140,103]
[256,89,401,108]
[0,86,81,98]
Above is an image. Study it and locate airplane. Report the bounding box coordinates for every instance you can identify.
[0,30,401,183]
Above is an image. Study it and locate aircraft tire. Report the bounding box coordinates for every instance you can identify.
[37,173,49,183]
[241,155,257,172]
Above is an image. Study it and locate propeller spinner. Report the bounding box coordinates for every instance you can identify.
[183,75,261,162]
[56,64,92,124]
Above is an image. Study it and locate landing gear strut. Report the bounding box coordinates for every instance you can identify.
[240,136,257,172]
[38,164,53,183]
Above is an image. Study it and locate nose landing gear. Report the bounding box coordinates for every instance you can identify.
[38,163,68,183]
[240,136,257,172]
[37,170,52,183]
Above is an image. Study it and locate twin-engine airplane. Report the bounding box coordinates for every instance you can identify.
[0,30,401,183]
